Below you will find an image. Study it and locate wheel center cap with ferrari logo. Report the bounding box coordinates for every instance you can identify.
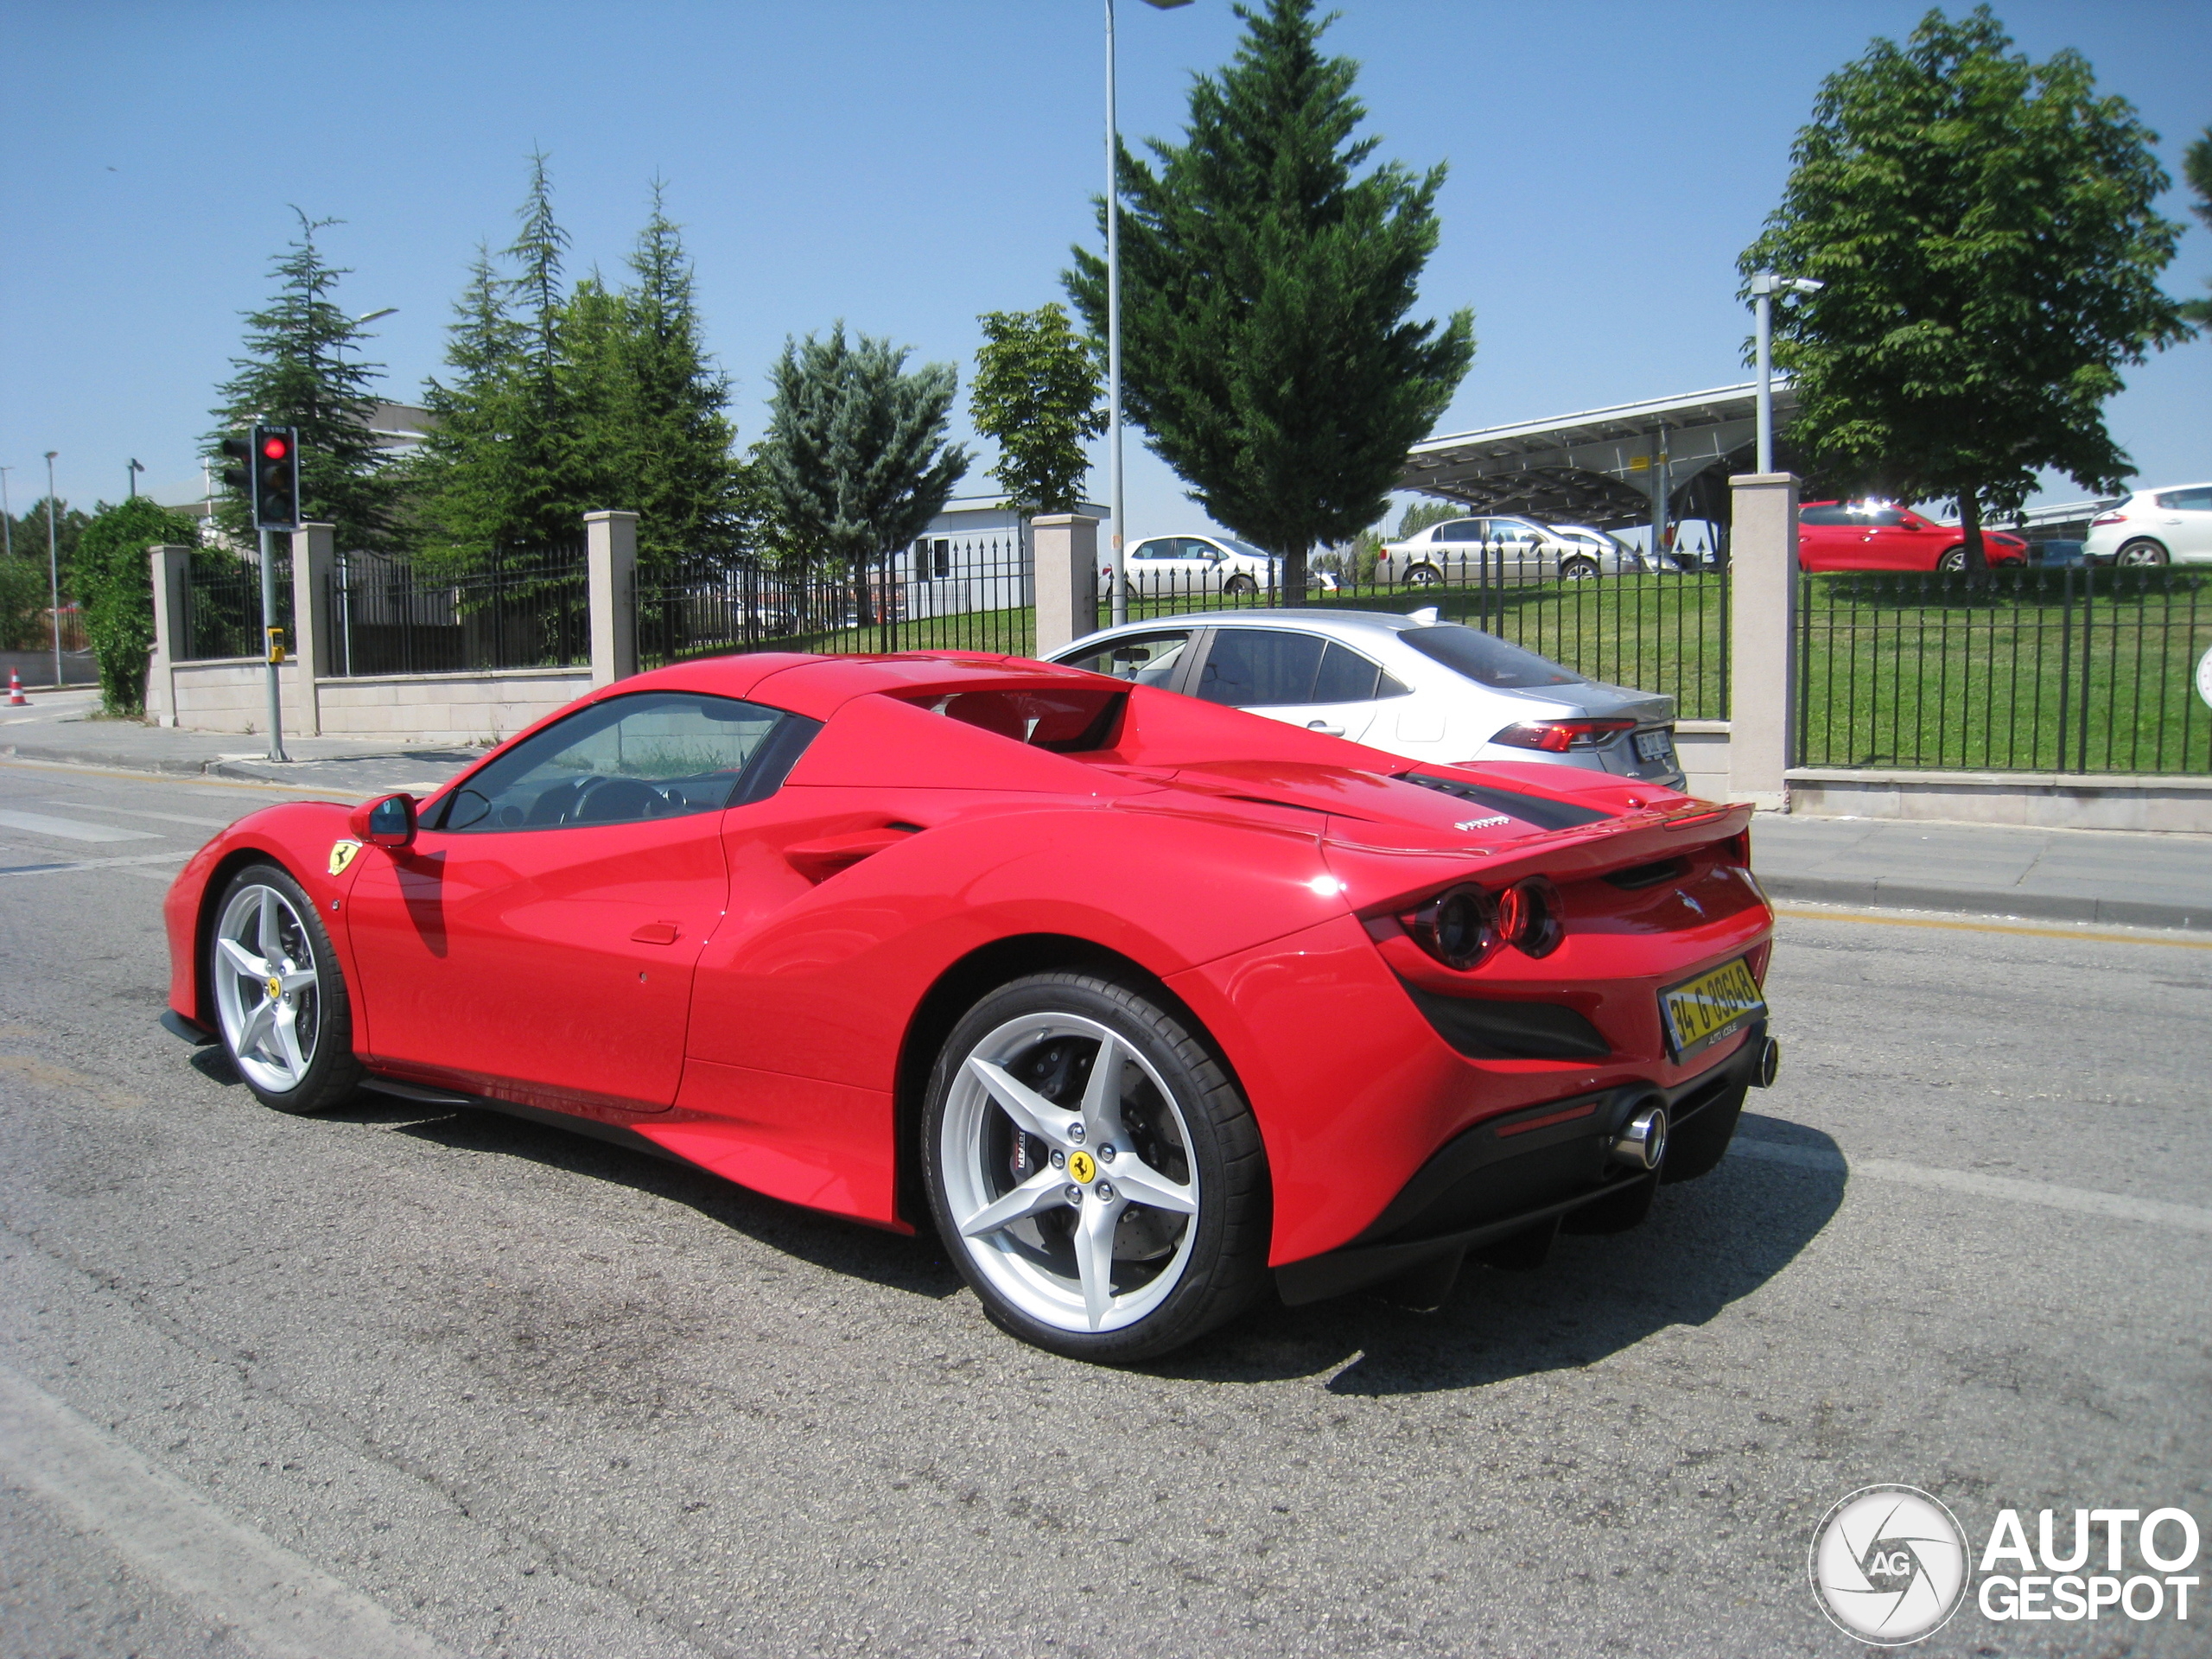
[264,974,283,1001]
[1066,1150,1096,1184]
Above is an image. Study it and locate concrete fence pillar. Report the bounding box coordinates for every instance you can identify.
[1727,472,1800,810]
[1030,513,1099,659]
[289,523,335,736]
[144,544,190,727]
[586,511,639,687]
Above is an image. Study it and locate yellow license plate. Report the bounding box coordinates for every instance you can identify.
[1659,957,1766,1061]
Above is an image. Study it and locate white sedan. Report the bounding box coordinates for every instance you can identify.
[1103,533,1338,600]
[1377,514,1651,586]
[1048,607,1685,790]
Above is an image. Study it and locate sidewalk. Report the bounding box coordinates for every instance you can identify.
[3,689,2205,932]
[1750,815,2212,932]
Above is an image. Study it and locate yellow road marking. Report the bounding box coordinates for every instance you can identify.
[1774,905,2212,951]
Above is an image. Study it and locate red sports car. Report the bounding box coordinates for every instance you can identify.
[1798,500,2027,571]
[161,652,1777,1362]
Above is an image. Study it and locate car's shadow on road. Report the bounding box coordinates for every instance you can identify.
[1154,1113,1847,1395]
[364,1098,966,1302]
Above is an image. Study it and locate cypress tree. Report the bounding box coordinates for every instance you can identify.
[208,211,397,553]
[414,245,525,570]
[1065,0,1472,601]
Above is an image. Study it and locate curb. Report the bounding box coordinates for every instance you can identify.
[1760,873,2208,934]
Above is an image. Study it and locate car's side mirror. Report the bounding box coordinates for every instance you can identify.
[349,791,417,849]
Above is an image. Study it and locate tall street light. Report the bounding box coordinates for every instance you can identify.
[1104,0,1192,628]
[1,466,13,560]
[43,452,62,689]
[1749,271,1822,474]
[127,458,143,500]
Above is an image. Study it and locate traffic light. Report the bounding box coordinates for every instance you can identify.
[218,433,254,498]
[251,425,300,530]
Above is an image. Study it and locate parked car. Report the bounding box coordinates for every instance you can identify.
[1101,533,1336,600]
[1797,501,2026,571]
[162,652,1774,1362]
[1049,607,1687,790]
[2084,484,2212,567]
[2028,538,2088,569]
[1377,515,1649,585]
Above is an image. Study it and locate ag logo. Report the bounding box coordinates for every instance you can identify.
[1809,1484,1969,1645]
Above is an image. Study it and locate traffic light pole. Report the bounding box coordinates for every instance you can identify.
[258,527,287,761]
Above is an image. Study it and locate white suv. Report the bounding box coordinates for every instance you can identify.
[1377,515,1649,585]
[2085,484,2212,566]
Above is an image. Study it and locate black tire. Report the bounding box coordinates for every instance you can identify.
[1405,564,1444,588]
[1936,547,1968,573]
[1223,575,1258,597]
[2115,538,2169,568]
[207,861,362,1115]
[1560,557,1601,582]
[921,971,1271,1363]
[1660,1080,1747,1184]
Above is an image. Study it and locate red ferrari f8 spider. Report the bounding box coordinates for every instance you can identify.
[162,652,1778,1362]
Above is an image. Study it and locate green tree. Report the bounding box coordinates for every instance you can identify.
[1741,7,2189,566]
[208,211,397,553]
[758,324,969,626]
[970,303,1104,515]
[1395,498,1462,540]
[1065,0,1472,602]
[412,245,526,569]
[1,498,88,650]
[2180,126,2212,327]
[499,150,584,551]
[70,497,198,715]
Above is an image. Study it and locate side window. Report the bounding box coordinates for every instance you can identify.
[1436,519,1484,543]
[1133,539,1173,561]
[2158,486,2212,512]
[1864,508,1908,527]
[1179,537,1224,562]
[1799,505,1849,528]
[1312,640,1383,702]
[1058,629,1192,688]
[438,690,791,832]
[1196,629,1326,708]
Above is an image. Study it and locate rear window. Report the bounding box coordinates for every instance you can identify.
[905,688,1125,752]
[1397,625,1584,689]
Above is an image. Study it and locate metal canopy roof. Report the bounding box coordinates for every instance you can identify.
[1398,381,1800,531]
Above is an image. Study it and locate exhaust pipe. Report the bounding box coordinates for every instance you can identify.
[1611,1103,1669,1171]
[1752,1037,1781,1089]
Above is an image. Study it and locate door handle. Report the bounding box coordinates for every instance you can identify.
[1306,721,1344,735]
[784,825,916,882]
[630,921,681,944]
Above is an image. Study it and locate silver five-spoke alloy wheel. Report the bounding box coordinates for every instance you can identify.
[939,1011,1200,1335]
[213,880,323,1095]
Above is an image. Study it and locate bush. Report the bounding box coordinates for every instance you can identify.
[72,499,200,715]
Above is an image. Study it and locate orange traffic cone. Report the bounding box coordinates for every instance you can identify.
[7,671,26,707]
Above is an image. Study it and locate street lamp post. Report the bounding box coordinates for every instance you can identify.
[1749,270,1822,474]
[1104,0,1192,629]
[43,452,62,689]
[127,458,143,500]
[1,467,13,560]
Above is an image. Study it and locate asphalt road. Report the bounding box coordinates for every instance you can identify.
[0,756,2206,1658]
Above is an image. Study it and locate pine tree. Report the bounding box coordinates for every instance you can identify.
[208,211,396,552]
[1741,7,2189,565]
[413,245,526,569]
[499,150,582,551]
[1065,0,1472,601]
[971,303,1104,515]
[2180,126,2212,328]
[609,188,741,577]
[758,325,969,626]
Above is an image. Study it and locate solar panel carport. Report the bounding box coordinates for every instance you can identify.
[1397,381,1802,555]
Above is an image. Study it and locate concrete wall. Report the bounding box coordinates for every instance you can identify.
[164,659,315,737]
[1787,768,2212,834]
[313,668,592,744]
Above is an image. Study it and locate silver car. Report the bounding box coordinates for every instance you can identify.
[1049,607,1686,789]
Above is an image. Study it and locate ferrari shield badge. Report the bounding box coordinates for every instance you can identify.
[327,839,363,876]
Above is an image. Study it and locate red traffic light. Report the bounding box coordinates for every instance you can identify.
[261,435,290,460]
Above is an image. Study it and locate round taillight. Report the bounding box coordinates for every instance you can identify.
[1497,877,1563,957]
[1401,883,1497,969]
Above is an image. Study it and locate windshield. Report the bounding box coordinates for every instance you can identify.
[1217,537,1276,562]
[1398,625,1586,689]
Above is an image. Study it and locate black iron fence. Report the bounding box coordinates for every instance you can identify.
[633,535,1730,720]
[327,546,588,677]
[178,557,291,662]
[1796,566,2211,774]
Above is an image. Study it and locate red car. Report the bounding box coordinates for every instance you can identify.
[1798,501,2027,571]
[161,652,1777,1362]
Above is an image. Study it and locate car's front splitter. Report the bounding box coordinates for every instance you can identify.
[1272,1022,1770,1307]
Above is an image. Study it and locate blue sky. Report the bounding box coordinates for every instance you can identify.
[2,0,2206,537]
